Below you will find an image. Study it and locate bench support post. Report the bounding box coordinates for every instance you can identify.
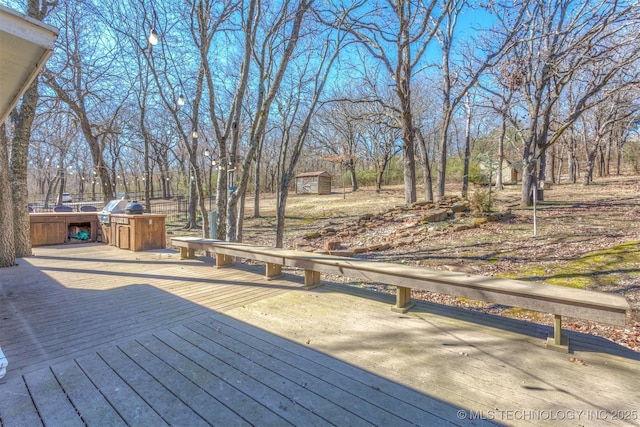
[391,286,415,313]
[179,247,195,260]
[554,315,562,345]
[266,263,283,280]
[546,314,569,351]
[216,253,233,268]
[304,270,321,289]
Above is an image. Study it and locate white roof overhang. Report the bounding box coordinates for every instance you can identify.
[0,5,58,123]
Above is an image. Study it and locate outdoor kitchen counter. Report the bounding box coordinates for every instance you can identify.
[29,212,99,246]
[108,213,166,252]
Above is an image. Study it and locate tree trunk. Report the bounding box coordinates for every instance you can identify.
[461,97,472,198]
[376,167,384,191]
[537,151,546,202]
[275,172,294,248]
[416,130,433,202]
[349,163,358,192]
[547,145,556,184]
[186,174,198,229]
[253,143,262,219]
[215,164,228,240]
[0,124,16,267]
[520,143,537,207]
[436,125,450,200]
[496,118,506,191]
[520,165,536,207]
[10,81,39,258]
[143,134,151,213]
[237,189,246,242]
[584,150,597,185]
[400,108,417,204]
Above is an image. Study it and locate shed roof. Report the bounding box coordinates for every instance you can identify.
[295,171,331,178]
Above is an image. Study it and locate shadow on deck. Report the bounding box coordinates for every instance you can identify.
[0,244,494,426]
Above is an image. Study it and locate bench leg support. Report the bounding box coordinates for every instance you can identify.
[179,247,195,260]
[266,263,283,280]
[304,270,321,289]
[216,253,233,268]
[554,315,562,345]
[391,286,415,313]
[546,314,569,351]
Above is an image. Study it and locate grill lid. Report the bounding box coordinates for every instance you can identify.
[101,198,128,214]
[125,201,144,215]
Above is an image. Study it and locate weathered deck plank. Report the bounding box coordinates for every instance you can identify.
[2,244,639,427]
[197,315,465,425]
[22,368,85,427]
[0,375,43,427]
[50,361,127,427]
[154,327,341,426]
[133,334,291,426]
[189,317,457,426]
[116,339,252,426]
[0,246,299,375]
[74,353,168,426]
[97,346,211,427]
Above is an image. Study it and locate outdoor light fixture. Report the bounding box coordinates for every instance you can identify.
[177,94,185,106]
[204,148,210,157]
[149,29,158,46]
[192,130,198,139]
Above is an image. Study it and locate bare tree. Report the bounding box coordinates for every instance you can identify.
[578,92,638,184]
[312,97,364,192]
[0,124,15,267]
[361,114,402,191]
[434,0,528,200]
[505,0,640,206]
[334,0,447,204]
[224,0,313,242]
[1,0,58,265]
[42,1,130,203]
[272,26,343,247]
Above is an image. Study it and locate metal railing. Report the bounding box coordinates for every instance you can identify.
[28,198,204,223]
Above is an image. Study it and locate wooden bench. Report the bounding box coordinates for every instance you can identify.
[172,238,287,280]
[171,237,630,348]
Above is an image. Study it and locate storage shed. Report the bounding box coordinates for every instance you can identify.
[295,171,331,195]
[500,160,519,185]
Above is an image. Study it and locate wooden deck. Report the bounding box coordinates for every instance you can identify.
[1,244,639,426]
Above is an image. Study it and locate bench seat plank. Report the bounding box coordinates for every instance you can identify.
[171,237,630,335]
[277,252,628,324]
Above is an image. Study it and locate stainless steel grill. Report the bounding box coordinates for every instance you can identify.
[98,198,128,224]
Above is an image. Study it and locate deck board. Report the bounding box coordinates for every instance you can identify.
[189,317,455,426]
[155,327,344,426]
[197,315,463,425]
[116,339,253,427]
[23,368,85,427]
[50,361,127,427]
[134,334,290,426]
[73,353,168,426]
[0,245,297,374]
[97,346,211,427]
[1,244,639,426]
[0,375,43,427]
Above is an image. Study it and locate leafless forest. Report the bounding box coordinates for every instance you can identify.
[1,0,639,267]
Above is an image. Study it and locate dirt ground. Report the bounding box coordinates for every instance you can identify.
[238,176,640,352]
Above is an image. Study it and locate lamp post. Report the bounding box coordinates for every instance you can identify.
[227,155,243,193]
[204,148,213,207]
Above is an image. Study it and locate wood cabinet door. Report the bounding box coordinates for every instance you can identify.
[117,225,130,249]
